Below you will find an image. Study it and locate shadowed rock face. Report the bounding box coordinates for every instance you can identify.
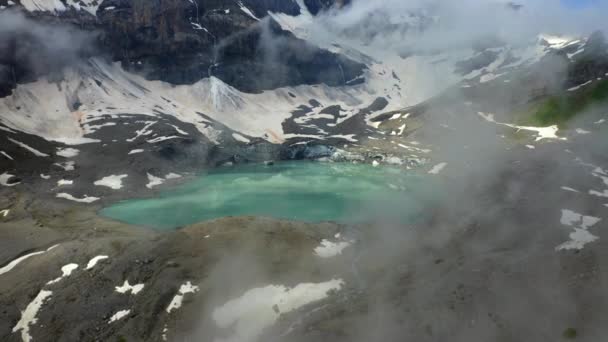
[97,0,365,92]
[566,31,608,88]
[0,0,363,95]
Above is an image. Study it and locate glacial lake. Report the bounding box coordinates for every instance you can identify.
[100,161,435,230]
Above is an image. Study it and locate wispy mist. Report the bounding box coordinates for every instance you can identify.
[314,0,608,51]
[0,10,97,86]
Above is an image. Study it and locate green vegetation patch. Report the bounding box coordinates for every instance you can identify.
[563,327,578,339]
[524,79,608,127]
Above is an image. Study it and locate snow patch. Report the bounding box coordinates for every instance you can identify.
[478,112,565,141]
[7,138,49,157]
[85,255,109,270]
[1,150,14,160]
[128,149,144,155]
[146,173,164,189]
[314,239,352,258]
[115,280,145,295]
[0,245,59,276]
[56,193,99,203]
[556,209,601,251]
[94,174,128,190]
[428,162,448,175]
[54,161,75,171]
[147,135,181,143]
[46,263,78,285]
[56,148,79,158]
[166,282,199,314]
[568,80,592,92]
[108,309,130,323]
[12,290,53,342]
[0,172,20,187]
[237,1,259,20]
[146,173,180,189]
[57,179,73,186]
[165,173,182,180]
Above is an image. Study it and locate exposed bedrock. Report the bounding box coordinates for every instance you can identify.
[0,0,365,96]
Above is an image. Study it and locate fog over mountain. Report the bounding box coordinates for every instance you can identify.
[1,1,608,342]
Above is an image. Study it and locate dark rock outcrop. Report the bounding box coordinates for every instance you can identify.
[0,0,364,96]
[97,0,365,92]
[566,31,608,88]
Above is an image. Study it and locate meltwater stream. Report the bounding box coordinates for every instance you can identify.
[100,162,436,230]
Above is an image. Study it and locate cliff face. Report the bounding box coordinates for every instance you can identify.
[0,0,364,95]
[97,0,364,92]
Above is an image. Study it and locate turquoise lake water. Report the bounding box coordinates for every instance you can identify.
[100,162,435,230]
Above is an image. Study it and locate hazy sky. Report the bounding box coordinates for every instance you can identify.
[561,0,600,8]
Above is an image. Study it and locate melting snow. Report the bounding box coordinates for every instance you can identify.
[94,174,128,190]
[539,34,578,49]
[0,209,9,217]
[428,162,448,175]
[147,136,180,143]
[7,138,49,157]
[128,149,144,155]
[85,255,109,270]
[0,245,59,276]
[477,112,565,141]
[557,228,599,251]
[47,264,78,285]
[146,173,164,189]
[108,309,130,323]
[146,173,180,189]
[169,124,188,135]
[237,1,259,20]
[127,121,157,142]
[54,161,75,171]
[166,282,199,313]
[56,148,79,158]
[1,150,13,160]
[57,179,73,186]
[556,209,601,251]
[12,290,53,342]
[0,172,20,187]
[314,239,352,258]
[115,280,145,295]
[165,173,182,179]
[56,193,99,203]
[567,80,593,91]
[212,279,344,342]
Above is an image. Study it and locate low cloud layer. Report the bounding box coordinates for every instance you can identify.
[313,0,608,51]
[0,10,97,92]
